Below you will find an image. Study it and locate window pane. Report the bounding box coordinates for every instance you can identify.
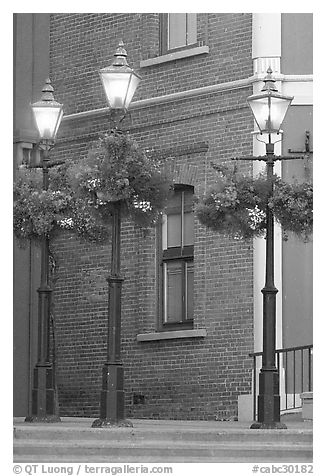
[186,262,194,320]
[187,13,197,45]
[164,262,183,323]
[161,214,167,250]
[183,189,194,246]
[183,188,193,210]
[168,13,187,49]
[167,213,182,248]
[166,190,181,214]
[184,211,194,246]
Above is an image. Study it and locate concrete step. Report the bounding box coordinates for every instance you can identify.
[13,425,313,444]
[14,439,312,463]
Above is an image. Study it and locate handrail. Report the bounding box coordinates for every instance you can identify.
[249,344,313,421]
[249,344,313,357]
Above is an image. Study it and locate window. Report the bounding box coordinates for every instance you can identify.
[140,14,209,68]
[160,13,197,54]
[159,186,194,329]
[14,142,39,173]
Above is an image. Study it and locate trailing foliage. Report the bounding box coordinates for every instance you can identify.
[196,164,313,241]
[271,179,313,241]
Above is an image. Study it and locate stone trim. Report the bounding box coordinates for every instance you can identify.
[137,329,207,342]
[139,45,210,68]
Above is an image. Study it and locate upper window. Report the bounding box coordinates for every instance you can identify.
[159,185,194,330]
[160,13,197,54]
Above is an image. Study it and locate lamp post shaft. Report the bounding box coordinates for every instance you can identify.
[38,149,51,365]
[92,201,131,427]
[263,145,277,370]
[26,144,60,422]
[251,142,286,429]
[108,202,123,364]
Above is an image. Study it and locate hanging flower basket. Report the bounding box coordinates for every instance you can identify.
[14,163,112,246]
[67,131,172,229]
[196,164,313,241]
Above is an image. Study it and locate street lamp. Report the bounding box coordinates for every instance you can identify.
[99,40,141,123]
[26,78,64,422]
[31,78,64,142]
[92,42,141,428]
[247,69,292,137]
[247,68,293,429]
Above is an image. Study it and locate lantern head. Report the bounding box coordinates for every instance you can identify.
[31,78,64,142]
[99,41,141,111]
[247,67,293,135]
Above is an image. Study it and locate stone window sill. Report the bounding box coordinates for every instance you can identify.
[140,45,209,68]
[136,328,207,342]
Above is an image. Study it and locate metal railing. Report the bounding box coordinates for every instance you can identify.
[249,344,313,421]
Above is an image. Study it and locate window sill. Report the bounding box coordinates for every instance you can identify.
[136,328,207,342]
[140,45,209,68]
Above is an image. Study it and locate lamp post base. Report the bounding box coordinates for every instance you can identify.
[250,370,287,430]
[92,418,133,428]
[250,421,287,430]
[25,415,61,423]
[92,362,132,428]
[25,364,60,423]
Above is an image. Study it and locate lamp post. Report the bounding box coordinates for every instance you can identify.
[245,68,294,429]
[26,78,64,422]
[232,67,298,428]
[92,42,141,428]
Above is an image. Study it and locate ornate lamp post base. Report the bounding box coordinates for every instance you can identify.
[25,415,61,423]
[91,363,133,428]
[25,364,60,423]
[250,368,287,429]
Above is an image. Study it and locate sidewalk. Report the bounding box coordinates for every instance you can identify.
[14,414,313,430]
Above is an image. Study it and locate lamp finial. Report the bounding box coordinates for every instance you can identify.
[40,78,56,102]
[262,67,278,93]
[112,41,128,67]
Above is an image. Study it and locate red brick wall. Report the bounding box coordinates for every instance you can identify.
[49,13,254,420]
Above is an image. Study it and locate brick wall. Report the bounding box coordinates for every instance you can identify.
[49,13,254,420]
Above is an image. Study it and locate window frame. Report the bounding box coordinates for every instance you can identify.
[160,13,198,56]
[157,185,194,331]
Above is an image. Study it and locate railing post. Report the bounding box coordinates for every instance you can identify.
[301,349,304,394]
[293,350,296,408]
[308,348,312,391]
